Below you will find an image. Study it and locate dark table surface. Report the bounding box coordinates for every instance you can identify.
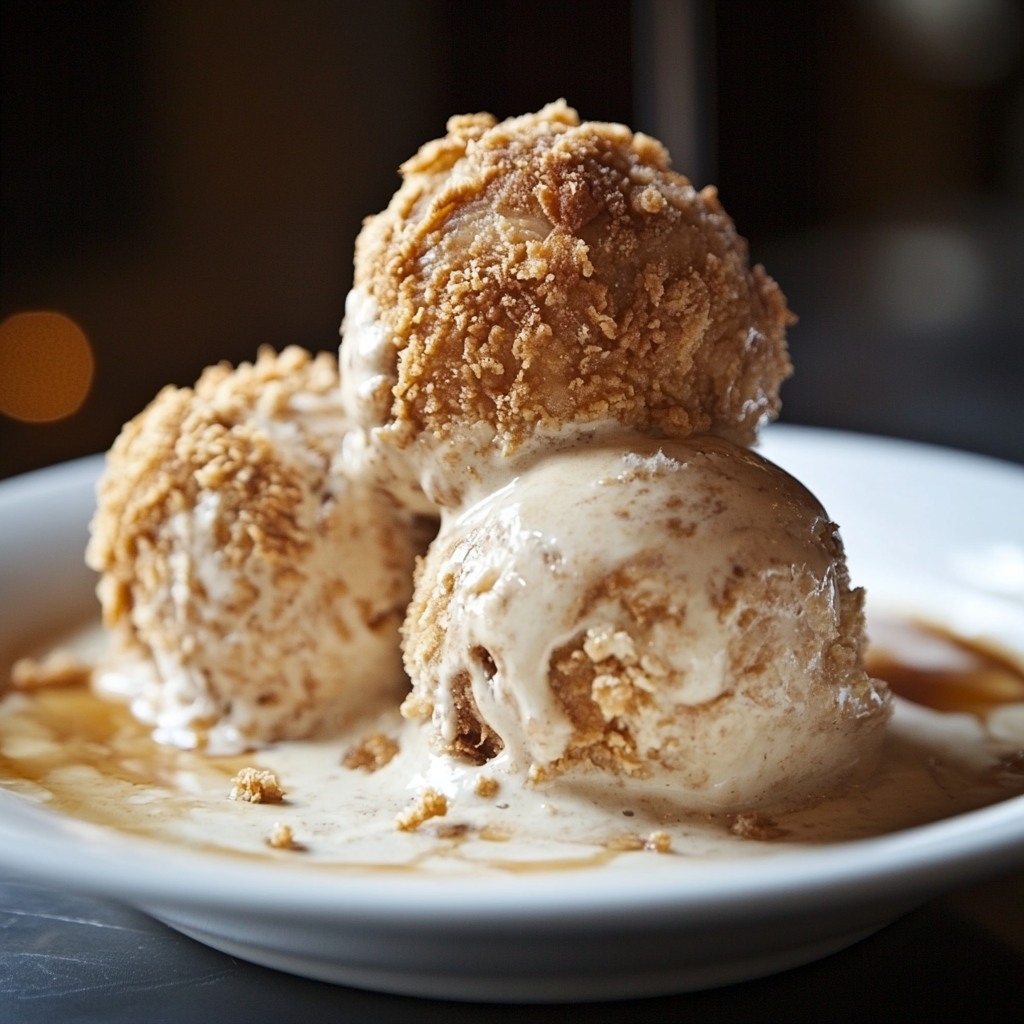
[2,868,1024,1024]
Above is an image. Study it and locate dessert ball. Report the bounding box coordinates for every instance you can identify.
[401,437,891,811]
[341,100,794,511]
[87,347,422,753]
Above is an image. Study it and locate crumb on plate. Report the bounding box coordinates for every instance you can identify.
[645,830,672,853]
[267,822,304,850]
[342,732,400,772]
[395,788,448,832]
[10,651,91,691]
[229,767,285,804]
[474,775,499,798]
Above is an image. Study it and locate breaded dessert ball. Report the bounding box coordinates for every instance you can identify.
[401,438,890,811]
[341,100,794,511]
[87,347,422,753]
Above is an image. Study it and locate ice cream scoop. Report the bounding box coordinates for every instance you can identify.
[401,436,891,811]
[341,101,794,513]
[86,346,424,753]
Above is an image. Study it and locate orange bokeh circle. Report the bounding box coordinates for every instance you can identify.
[0,312,95,423]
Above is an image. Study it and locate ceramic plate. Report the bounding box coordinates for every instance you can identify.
[0,425,1022,1002]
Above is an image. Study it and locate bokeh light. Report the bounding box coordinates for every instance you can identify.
[0,312,95,423]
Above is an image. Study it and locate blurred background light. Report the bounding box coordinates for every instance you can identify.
[871,224,987,333]
[0,311,94,423]
[862,0,1021,86]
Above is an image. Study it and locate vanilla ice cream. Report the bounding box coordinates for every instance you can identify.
[401,437,891,811]
[341,101,794,512]
[86,347,425,753]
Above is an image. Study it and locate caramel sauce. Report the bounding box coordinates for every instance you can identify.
[0,682,634,874]
[0,686,249,795]
[1,616,1023,874]
[866,619,1024,716]
[0,684,255,861]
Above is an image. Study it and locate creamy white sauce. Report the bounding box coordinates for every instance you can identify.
[1,619,1022,874]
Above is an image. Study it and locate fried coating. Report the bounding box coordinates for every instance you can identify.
[87,346,419,751]
[346,100,794,474]
[88,347,341,587]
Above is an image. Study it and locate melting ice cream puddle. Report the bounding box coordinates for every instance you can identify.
[1,615,1023,874]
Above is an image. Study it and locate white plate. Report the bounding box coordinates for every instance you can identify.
[1,425,1023,1003]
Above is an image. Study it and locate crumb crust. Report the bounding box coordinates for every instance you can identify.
[354,100,794,453]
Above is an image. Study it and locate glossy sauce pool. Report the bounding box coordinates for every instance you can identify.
[1,618,1023,874]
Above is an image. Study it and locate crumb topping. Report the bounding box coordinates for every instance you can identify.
[10,651,91,691]
[342,732,400,772]
[474,775,499,798]
[353,100,794,453]
[86,346,342,631]
[86,344,337,606]
[267,822,303,850]
[395,788,448,831]
[230,767,285,804]
[645,830,672,853]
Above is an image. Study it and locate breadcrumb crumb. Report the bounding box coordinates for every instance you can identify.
[267,822,304,850]
[229,768,285,804]
[10,651,91,690]
[342,733,399,772]
[474,775,499,798]
[395,788,448,831]
[645,830,672,853]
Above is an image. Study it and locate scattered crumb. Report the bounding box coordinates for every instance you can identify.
[584,627,638,665]
[729,814,788,841]
[229,768,284,804]
[528,763,549,785]
[395,788,448,832]
[474,775,499,798]
[267,822,304,850]
[10,651,91,691]
[645,830,672,853]
[606,833,646,851]
[342,732,399,772]
[435,822,470,840]
[479,825,512,842]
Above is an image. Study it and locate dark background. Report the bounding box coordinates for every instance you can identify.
[3,6,1024,1016]
[2,0,1023,478]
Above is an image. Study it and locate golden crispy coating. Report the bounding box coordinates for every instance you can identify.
[86,346,340,632]
[87,344,419,751]
[353,100,794,452]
